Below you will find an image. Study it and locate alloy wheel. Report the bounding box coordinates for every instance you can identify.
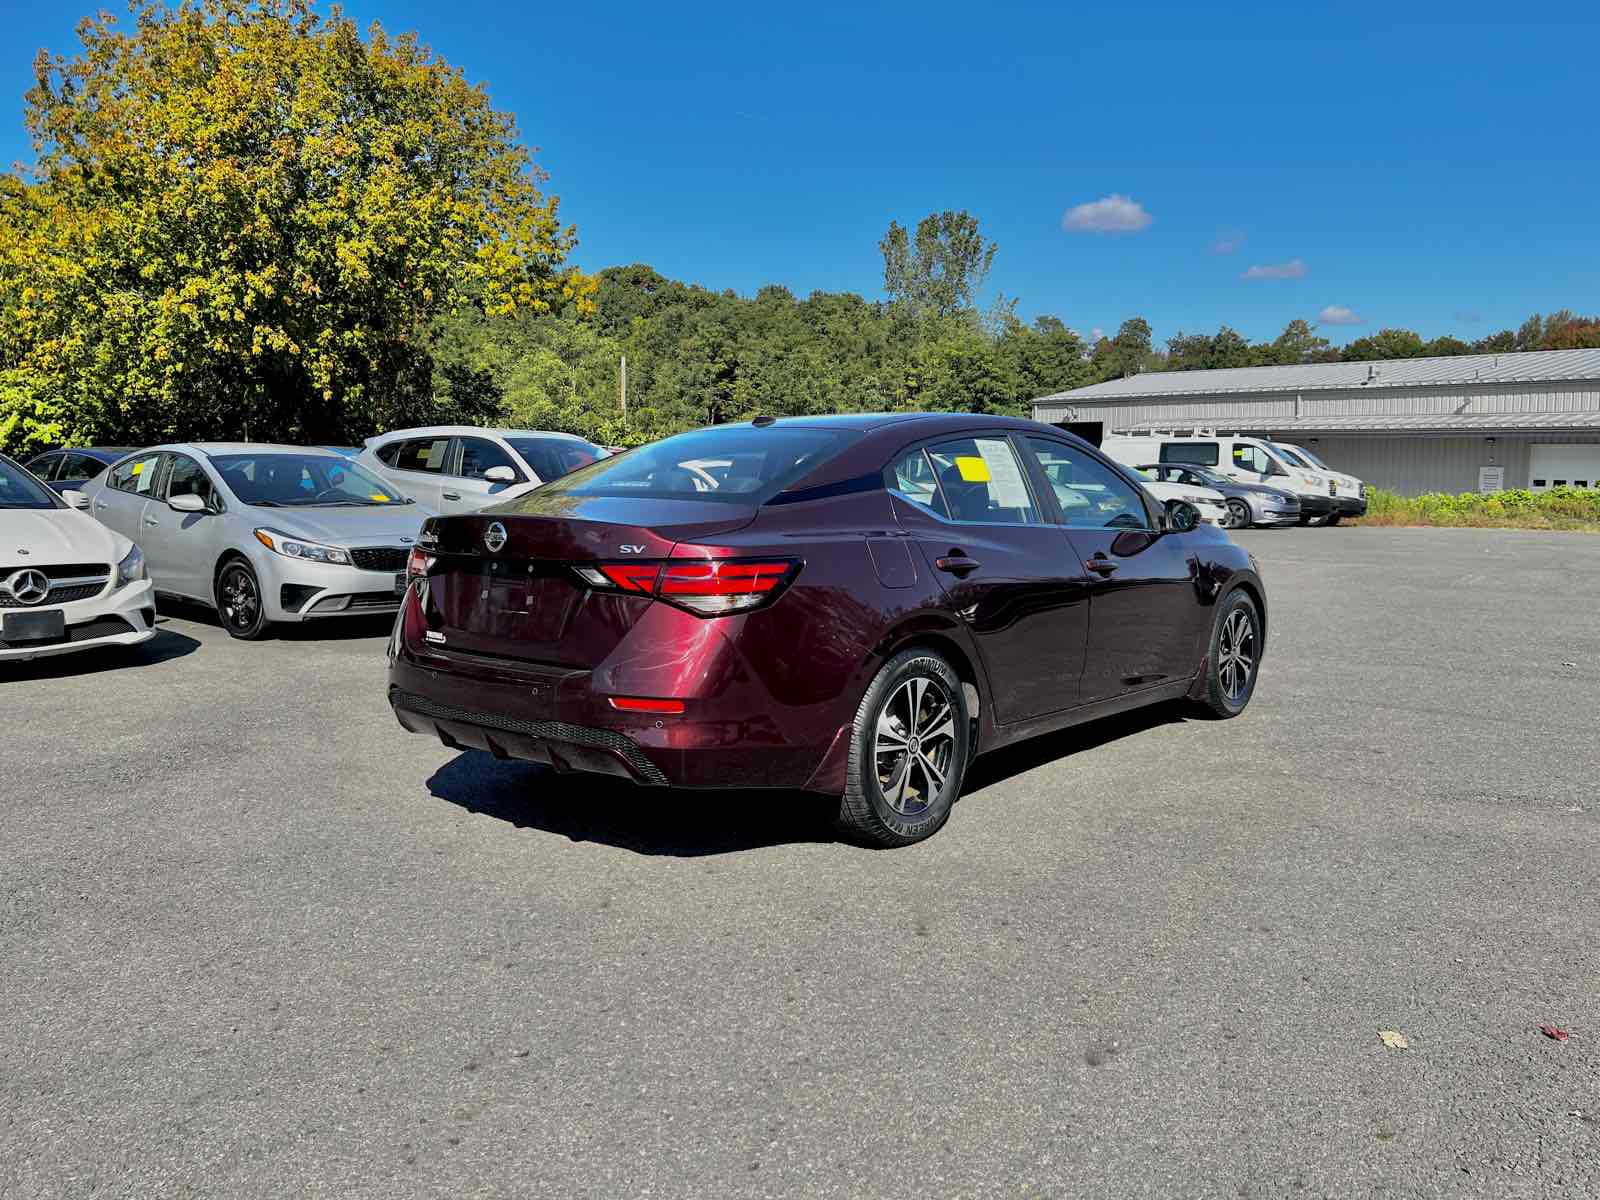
[1217,608,1256,702]
[873,675,958,816]
[1225,499,1250,528]
[221,566,260,631]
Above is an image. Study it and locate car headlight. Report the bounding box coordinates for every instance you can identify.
[114,544,146,588]
[253,528,353,565]
[1251,491,1279,503]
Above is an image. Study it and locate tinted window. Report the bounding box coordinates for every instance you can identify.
[1161,441,1219,466]
[61,453,104,480]
[210,453,413,507]
[886,447,949,519]
[0,456,61,509]
[505,437,603,483]
[164,454,218,509]
[374,440,403,466]
[458,437,522,481]
[924,436,1039,525]
[108,452,164,495]
[1025,438,1149,529]
[24,453,60,481]
[393,438,450,474]
[532,426,851,504]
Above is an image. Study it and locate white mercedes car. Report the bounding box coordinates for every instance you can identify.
[1,453,156,662]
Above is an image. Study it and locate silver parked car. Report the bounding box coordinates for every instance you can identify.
[356,425,608,515]
[78,444,432,639]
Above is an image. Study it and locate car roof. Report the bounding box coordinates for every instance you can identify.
[363,426,596,445]
[116,443,350,458]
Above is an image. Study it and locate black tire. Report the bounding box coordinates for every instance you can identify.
[1224,499,1251,529]
[216,558,272,641]
[1299,512,1330,527]
[836,648,971,847]
[1194,589,1261,719]
[1325,512,1342,526]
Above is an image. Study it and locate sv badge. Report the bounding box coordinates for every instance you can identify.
[618,544,646,554]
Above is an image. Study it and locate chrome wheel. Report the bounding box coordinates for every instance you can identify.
[1224,499,1251,529]
[220,566,260,631]
[873,675,957,817]
[1218,608,1256,701]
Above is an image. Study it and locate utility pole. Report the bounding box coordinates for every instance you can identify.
[619,355,628,422]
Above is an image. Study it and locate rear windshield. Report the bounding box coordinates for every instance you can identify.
[534,426,854,504]
[506,437,604,482]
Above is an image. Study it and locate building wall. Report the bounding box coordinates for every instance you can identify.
[1296,434,1600,495]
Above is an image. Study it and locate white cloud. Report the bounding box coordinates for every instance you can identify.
[1242,258,1308,281]
[1062,194,1152,234]
[1211,234,1245,255]
[1089,327,1105,342]
[1317,304,1363,325]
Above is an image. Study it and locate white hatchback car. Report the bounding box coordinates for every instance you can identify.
[356,426,608,516]
[0,454,155,662]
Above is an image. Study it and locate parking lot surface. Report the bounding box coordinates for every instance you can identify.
[4,527,1598,1199]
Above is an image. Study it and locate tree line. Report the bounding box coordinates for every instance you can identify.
[1,1,1594,457]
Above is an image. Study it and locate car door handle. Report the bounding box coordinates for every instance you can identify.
[1085,555,1119,575]
[94,501,108,510]
[934,555,981,575]
[441,491,461,501]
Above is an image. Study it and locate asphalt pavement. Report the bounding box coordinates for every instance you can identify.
[4,527,1598,1199]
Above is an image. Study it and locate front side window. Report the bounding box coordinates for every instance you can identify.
[1024,437,1150,529]
[886,447,949,518]
[531,426,852,505]
[209,453,413,507]
[1232,443,1272,473]
[164,455,219,509]
[1161,441,1220,467]
[458,437,522,482]
[505,437,604,483]
[923,436,1039,525]
[108,452,164,495]
[0,456,62,509]
[24,453,60,481]
[393,438,450,474]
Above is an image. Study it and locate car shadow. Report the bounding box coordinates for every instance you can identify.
[157,596,394,642]
[426,752,841,857]
[0,626,201,682]
[960,702,1190,796]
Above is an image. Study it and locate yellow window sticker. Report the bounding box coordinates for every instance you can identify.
[955,456,991,483]
[130,462,143,475]
[369,493,390,502]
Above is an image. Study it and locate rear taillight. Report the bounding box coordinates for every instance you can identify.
[576,558,798,616]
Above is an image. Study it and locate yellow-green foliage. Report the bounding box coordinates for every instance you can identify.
[0,0,592,453]
[1360,486,1600,530]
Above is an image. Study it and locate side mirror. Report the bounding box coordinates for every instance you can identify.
[1164,500,1201,533]
[484,465,517,484]
[168,493,207,513]
[61,489,90,511]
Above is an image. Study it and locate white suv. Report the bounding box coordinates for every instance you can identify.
[1273,442,1366,522]
[357,426,608,516]
[1101,433,1338,526]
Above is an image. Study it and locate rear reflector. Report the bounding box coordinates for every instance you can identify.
[578,558,798,616]
[608,696,686,714]
[406,547,432,580]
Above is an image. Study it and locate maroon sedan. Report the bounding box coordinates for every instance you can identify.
[388,413,1265,846]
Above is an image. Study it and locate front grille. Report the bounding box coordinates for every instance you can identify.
[0,581,108,607]
[350,547,409,572]
[0,614,132,651]
[390,689,670,786]
[0,562,110,581]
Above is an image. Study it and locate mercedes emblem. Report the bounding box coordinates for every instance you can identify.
[7,568,50,606]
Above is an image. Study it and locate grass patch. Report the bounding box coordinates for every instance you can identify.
[1355,485,1600,531]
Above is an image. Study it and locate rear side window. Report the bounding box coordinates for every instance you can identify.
[24,453,60,481]
[394,438,449,474]
[506,437,603,483]
[108,452,164,495]
[923,436,1039,525]
[66,453,110,480]
[1160,441,1219,466]
[532,426,852,504]
[374,440,403,466]
[887,447,949,518]
[458,437,522,481]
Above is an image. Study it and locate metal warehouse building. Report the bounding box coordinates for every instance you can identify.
[1032,348,1600,496]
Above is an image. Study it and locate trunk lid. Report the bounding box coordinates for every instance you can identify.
[422,494,757,667]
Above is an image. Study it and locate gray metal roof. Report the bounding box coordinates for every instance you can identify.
[1115,411,1600,434]
[1037,348,1600,403]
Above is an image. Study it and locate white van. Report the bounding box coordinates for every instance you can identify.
[1101,431,1338,526]
[1273,442,1366,521]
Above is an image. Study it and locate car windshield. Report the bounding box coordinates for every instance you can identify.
[1289,446,1330,470]
[1272,443,1311,468]
[0,457,62,509]
[505,437,605,482]
[209,453,414,507]
[533,426,855,504]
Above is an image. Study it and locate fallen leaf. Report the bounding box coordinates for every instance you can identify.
[1540,1025,1569,1042]
[1379,1030,1408,1049]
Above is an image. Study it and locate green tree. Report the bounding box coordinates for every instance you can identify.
[879,210,997,318]
[1342,328,1426,361]
[1269,318,1330,364]
[0,0,590,452]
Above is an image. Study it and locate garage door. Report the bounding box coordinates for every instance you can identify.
[1529,444,1600,492]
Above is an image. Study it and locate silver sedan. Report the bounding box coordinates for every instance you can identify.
[78,444,432,639]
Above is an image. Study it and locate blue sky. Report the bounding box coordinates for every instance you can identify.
[1,0,1595,346]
